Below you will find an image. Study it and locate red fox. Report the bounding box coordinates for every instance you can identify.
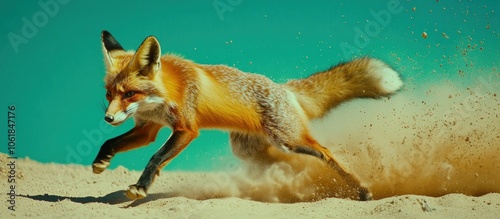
[93,31,403,201]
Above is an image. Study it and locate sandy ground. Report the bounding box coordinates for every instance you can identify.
[3,78,500,218]
[1,154,499,219]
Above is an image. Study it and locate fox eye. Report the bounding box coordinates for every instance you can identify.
[124,91,136,98]
[106,91,111,97]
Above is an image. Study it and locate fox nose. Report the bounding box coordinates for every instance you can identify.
[104,115,114,123]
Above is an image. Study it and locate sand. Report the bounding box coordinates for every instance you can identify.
[0,154,498,219]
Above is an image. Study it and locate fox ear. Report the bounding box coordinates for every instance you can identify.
[129,36,161,77]
[101,31,125,71]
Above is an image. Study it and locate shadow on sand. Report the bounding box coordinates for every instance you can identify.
[18,190,178,207]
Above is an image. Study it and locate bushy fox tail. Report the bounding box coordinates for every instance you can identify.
[286,58,403,120]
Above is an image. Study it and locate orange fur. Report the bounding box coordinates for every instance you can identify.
[195,69,263,132]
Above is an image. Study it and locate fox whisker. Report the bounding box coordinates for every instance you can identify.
[100,100,108,113]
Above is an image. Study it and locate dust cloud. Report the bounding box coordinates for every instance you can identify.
[171,73,500,203]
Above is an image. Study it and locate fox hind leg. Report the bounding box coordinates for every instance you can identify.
[275,133,372,201]
[261,107,372,200]
[294,135,372,201]
[230,132,288,165]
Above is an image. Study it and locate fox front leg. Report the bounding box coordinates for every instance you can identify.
[92,123,162,174]
[92,137,119,174]
[126,130,198,199]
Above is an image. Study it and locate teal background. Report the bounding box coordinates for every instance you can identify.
[1,0,498,171]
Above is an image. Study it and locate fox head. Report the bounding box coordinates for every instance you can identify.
[101,31,165,126]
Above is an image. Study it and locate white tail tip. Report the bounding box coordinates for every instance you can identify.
[368,59,403,94]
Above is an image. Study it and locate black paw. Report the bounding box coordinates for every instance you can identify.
[359,187,373,201]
